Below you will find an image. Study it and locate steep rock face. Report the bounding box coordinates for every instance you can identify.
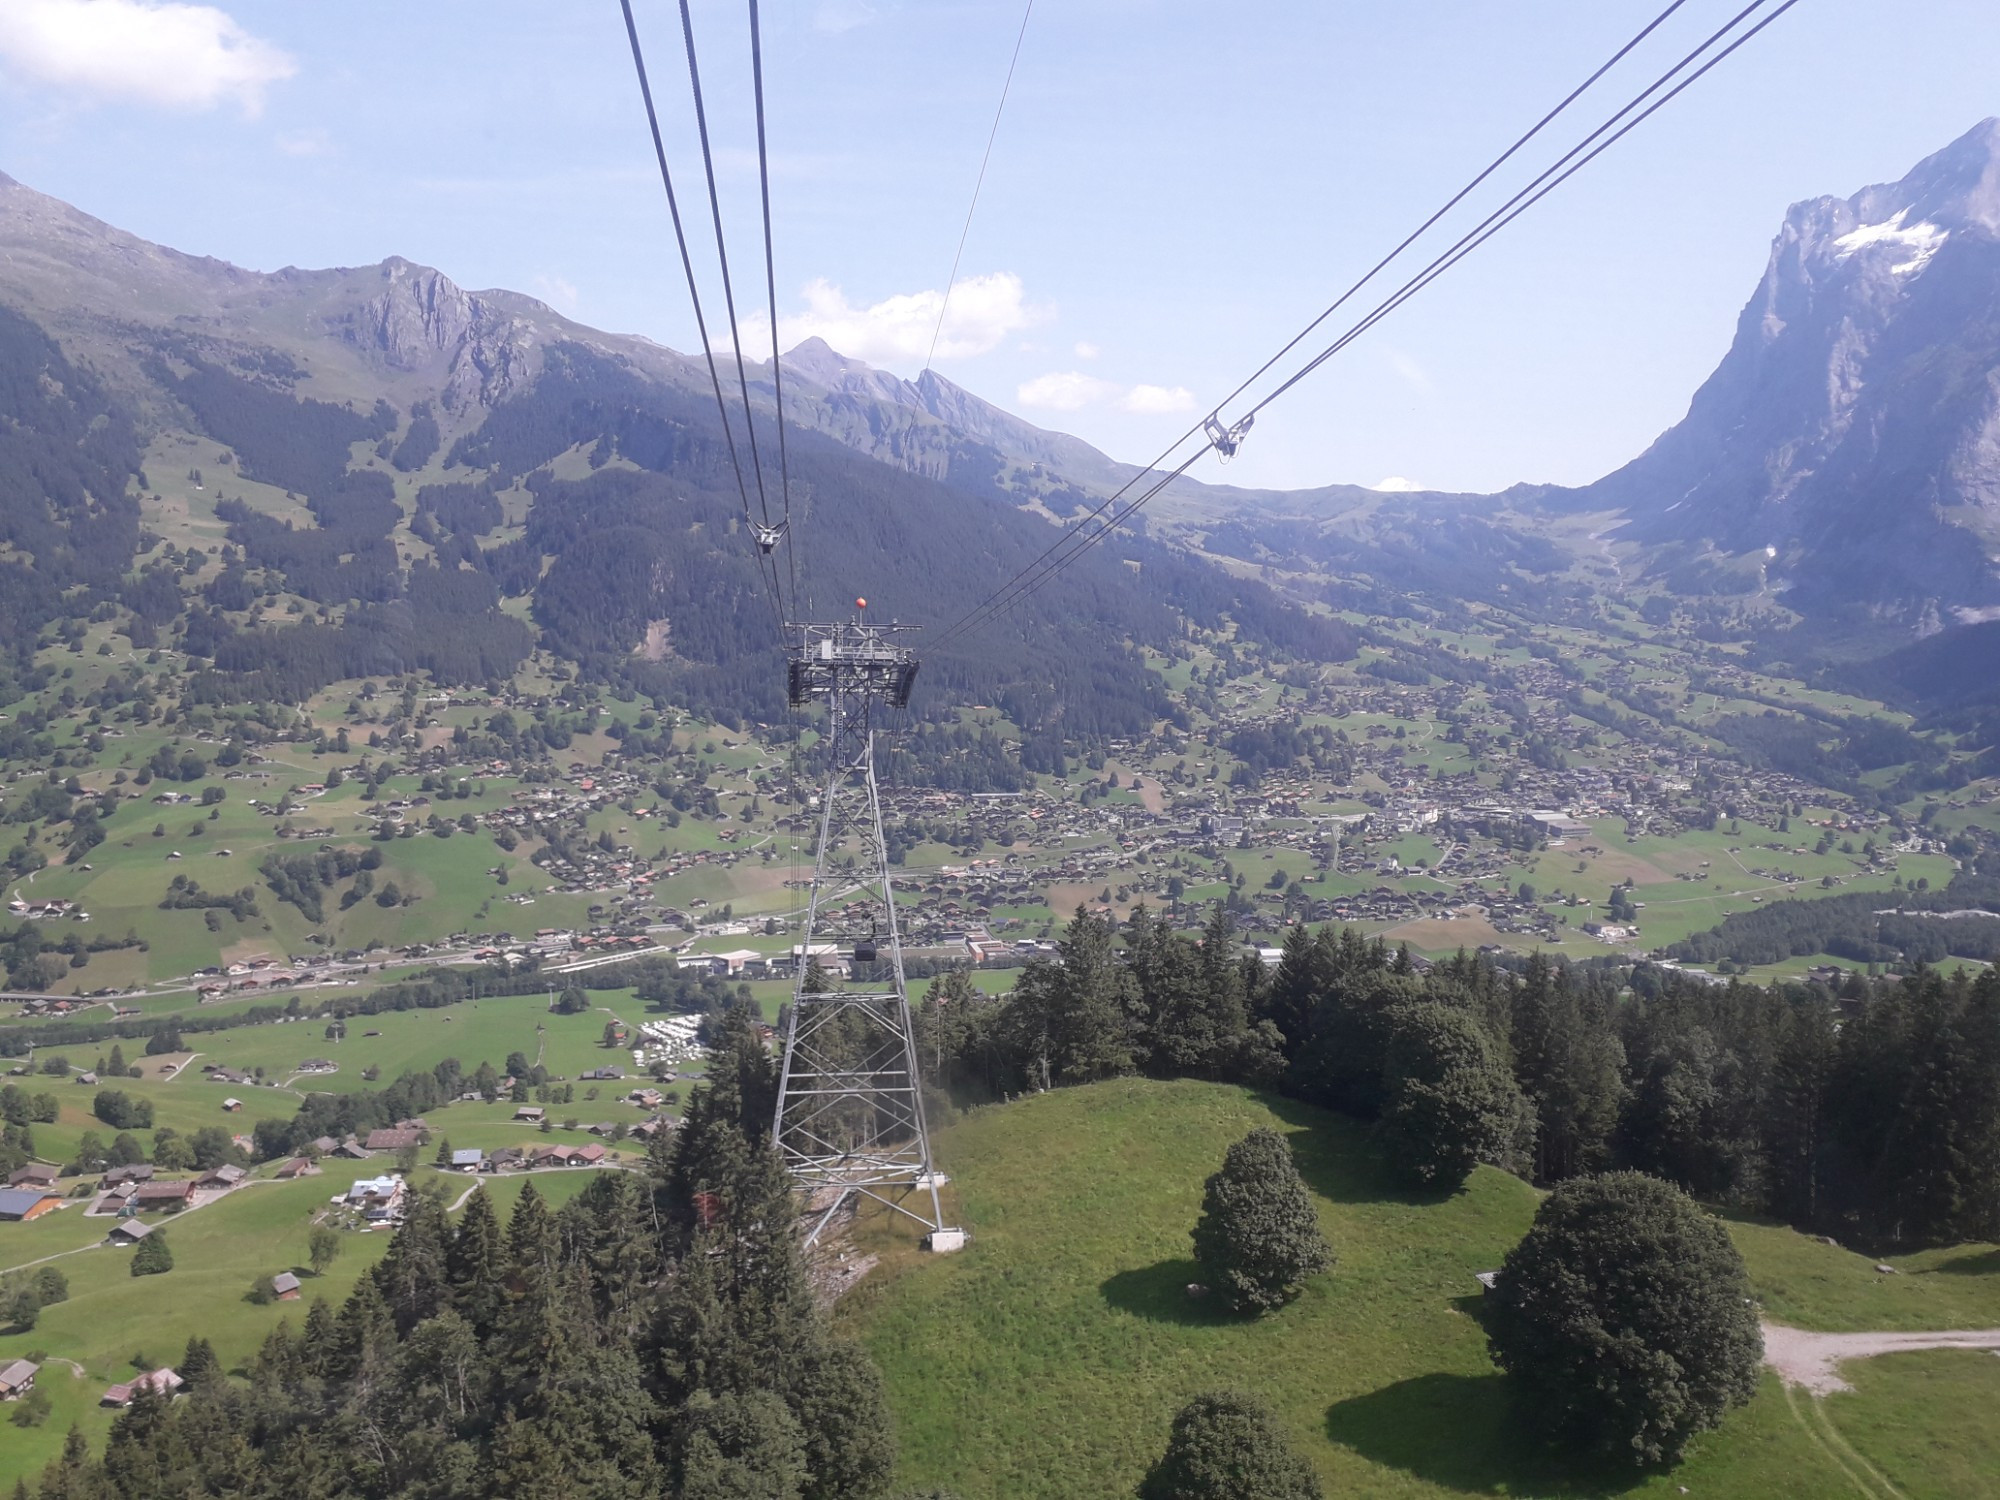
[1574,118,2000,622]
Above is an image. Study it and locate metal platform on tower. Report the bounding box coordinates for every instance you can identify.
[772,610,963,1251]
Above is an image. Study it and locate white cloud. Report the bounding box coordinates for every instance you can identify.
[1372,476,1425,492]
[0,0,296,115]
[1017,371,1120,412]
[1073,341,1100,360]
[532,273,581,313]
[743,271,1035,365]
[1119,384,1194,414]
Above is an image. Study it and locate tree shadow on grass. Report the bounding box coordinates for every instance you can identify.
[1100,1259,1244,1327]
[1262,1093,1461,1209]
[1927,1247,2000,1276]
[1325,1374,1652,1496]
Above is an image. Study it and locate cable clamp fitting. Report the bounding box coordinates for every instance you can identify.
[753,521,789,554]
[1203,412,1255,462]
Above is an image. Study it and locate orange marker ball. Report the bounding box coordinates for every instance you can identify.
[856,597,867,610]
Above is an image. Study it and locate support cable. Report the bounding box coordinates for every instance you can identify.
[618,0,787,636]
[936,0,1793,647]
[923,0,1035,378]
[677,0,777,536]
[933,0,1696,649]
[748,0,800,620]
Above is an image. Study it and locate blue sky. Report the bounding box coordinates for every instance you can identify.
[2,0,1997,493]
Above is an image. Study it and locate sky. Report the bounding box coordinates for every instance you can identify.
[1,0,1997,495]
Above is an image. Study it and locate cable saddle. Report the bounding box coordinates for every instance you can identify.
[1203,412,1255,462]
[752,520,788,554]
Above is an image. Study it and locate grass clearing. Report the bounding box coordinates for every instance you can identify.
[841,1078,2000,1499]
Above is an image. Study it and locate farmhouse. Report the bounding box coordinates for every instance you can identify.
[274,1158,318,1180]
[107,1219,154,1245]
[0,1188,61,1222]
[364,1128,422,1152]
[0,1358,37,1400]
[132,1180,196,1211]
[449,1149,484,1172]
[198,1164,248,1191]
[6,1164,57,1190]
[102,1367,183,1407]
[102,1164,154,1187]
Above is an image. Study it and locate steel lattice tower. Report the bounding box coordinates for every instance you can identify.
[773,616,963,1250]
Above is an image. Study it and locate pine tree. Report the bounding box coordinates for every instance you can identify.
[676,1389,809,1500]
[374,1188,451,1334]
[1191,1128,1333,1314]
[1508,957,1624,1183]
[179,1335,223,1390]
[1138,1389,1323,1500]
[1259,923,1323,1058]
[1009,908,1135,1086]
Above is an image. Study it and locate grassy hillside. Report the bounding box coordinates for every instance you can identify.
[842,1078,2000,1499]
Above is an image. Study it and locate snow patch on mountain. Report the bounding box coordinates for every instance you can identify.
[1832,208,1948,275]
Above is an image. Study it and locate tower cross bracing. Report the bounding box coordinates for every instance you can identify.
[773,617,962,1250]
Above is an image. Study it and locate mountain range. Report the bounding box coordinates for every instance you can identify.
[3,119,2000,717]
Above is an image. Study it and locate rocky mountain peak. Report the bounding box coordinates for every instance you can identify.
[360,257,482,370]
[1570,118,2000,626]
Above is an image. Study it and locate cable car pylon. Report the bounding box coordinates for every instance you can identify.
[772,602,965,1251]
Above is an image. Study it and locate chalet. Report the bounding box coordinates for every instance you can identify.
[208,1067,252,1085]
[102,1368,183,1407]
[274,1158,318,1180]
[7,1164,58,1190]
[449,1149,483,1172]
[0,1189,60,1222]
[572,1143,607,1166]
[513,1106,546,1123]
[331,1138,372,1159]
[198,1164,248,1191]
[221,1098,244,1112]
[363,1128,422,1152]
[103,1164,154,1187]
[530,1145,580,1167]
[308,1136,341,1155]
[343,1174,406,1223]
[271,1271,302,1302]
[629,1117,676,1141]
[107,1218,155,1245]
[579,1067,624,1082]
[0,1359,37,1401]
[75,1070,98,1085]
[626,1088,664,1110]
[484,1147,525,1172]
[132,1180,197,1211]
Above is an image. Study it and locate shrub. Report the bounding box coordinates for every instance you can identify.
[1377,1002,1534,1190]
[1190,1128,1333,1315]
[131,1229,175,1277]
[1485,1171,1762,1465]
[1138,1389,1323,1500]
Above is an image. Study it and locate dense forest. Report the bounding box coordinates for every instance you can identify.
[26,1009,912,1500]
[0,306,144,663]
[918,909,2000,1250]
[1668,871,2000,967]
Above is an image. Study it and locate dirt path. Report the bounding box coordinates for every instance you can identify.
[1762,1320,2000,1395]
